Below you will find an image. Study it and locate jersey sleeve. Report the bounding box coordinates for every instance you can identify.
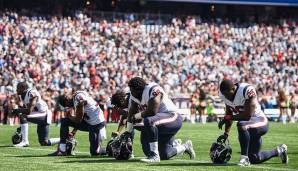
[28,90,39,100]
[74,93,87,104]
[149,86,163,99]
[244,86,257,99]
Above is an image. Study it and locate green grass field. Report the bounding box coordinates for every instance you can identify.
[0,122,297,171]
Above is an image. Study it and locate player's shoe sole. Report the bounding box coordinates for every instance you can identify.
[173,139,182,147]
[13,142,29,147]
[238,157,250,167]
[140,155,160,163]
[184,140,196,160]
[278,144,288,164]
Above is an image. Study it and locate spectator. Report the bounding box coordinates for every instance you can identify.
[289,92,297,123]
[0,11,297,125]
[277,90,290,124]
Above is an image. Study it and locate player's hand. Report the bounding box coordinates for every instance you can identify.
[218,115,233,129]
[218,119,226,130]
[111,131,120,138]
[217,133,228,143]
[12,109,20,115]
[68,132,75,138]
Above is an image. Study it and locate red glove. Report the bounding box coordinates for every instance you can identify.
[224,115,233,121]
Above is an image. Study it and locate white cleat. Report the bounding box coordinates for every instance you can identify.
[14,141,29,148]
[238,155,250,167]
[140,155,160,163]
[184,140,196,160]
[277,144,288,164]
[173,139,182,147]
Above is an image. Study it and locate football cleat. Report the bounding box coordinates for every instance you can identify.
[173,139,182,147]
[13,141,29,147]
[277,144,288,164]
[184,140,196,160]
[238,155,250,166]
[140,154,160,163]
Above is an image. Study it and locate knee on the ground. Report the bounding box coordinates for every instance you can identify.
[159,150,172,160]
[249,154,261,164]
[39,140,50,146]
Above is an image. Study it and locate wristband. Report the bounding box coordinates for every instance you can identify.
[224,115,233,121]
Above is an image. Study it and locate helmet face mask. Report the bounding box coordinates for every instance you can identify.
[12,127,22,145]
[210,141,232,164]
[66,137,78,156]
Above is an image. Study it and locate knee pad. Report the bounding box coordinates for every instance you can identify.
[248,154,260,164]
[90,149,100,156]
[159,152,170,160]
[39,140,50,146]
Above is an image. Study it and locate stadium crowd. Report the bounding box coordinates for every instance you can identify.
[0,11,297,124]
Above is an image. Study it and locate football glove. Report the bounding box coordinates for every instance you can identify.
[217,133,229,143]
[218,115,233,129]
[12,109,22,115]
[218,119,226,130]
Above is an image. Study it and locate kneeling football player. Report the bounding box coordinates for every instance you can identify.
[217,80,288,166]
[49,90,106,156]
[12,82,60,147]
[126,77,196,162]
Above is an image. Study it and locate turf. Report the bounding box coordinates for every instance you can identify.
[0,122,297,171]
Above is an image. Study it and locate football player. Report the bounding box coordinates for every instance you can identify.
[217,80,288,166]
[49,90,106,156]
[110,90,131,138]
[126,77,195,163]
[11,82,60,147]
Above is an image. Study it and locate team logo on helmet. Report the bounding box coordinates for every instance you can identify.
[12,127,22,145]
[210,141,232,164]
[106,131,133,160]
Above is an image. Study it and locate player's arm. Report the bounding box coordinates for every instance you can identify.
[117,114,128,131]
[224,105,233,134]
[126,100,139,132]
[112,114,128,137]
[232,97,255,121]
[218,105,233,131]
[127,100,138,122]
[217,105,233,143]
[133,93,162,121]
[69,100,86,124]
[12,96,38,115]
[141,93,162,117]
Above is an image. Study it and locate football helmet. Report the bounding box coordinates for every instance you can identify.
[66,136,78,156]
[12,127,22,145]
[210,140,232,164]
[106,131,133,160]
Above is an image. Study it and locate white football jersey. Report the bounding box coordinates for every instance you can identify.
[130,82,178,114]
[219,83,266,123]
[23,89,48,113]
[73,91,105,125]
